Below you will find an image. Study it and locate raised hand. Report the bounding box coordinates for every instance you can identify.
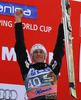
[43,71,57,85]
[15,9,24,23]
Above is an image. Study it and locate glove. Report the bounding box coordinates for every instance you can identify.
[43,71,57,85]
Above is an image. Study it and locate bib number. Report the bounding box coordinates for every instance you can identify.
[28,77,41,89]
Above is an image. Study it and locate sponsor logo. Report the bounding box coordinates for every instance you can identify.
[0,1,37,19]
[35,88,52,95]
[0,89,18,100]
[31,68,51,76]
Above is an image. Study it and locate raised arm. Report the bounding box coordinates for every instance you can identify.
[14,9,30,77]
[50,6,71,75]
[53,23,64,61]
[50,23,65,75]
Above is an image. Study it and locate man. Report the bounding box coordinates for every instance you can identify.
[14,9,65,100]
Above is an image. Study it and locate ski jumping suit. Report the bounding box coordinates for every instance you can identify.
[14,23,65,100]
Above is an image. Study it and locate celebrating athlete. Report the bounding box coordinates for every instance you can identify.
[14,9,65,100]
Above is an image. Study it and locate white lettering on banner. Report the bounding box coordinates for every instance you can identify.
[21,22,52,32]
[0,20,12,27]
[1,46,53,63]
[2,47,16,61]
[40,25,52,33]
[0,5,3,12]
[0,19,52,33]
[24,9,31,16]
[22,23,38,31]
[1,47,32,62]
[79,44,81,82]
[0,5,31,17]
[4,6,12,13]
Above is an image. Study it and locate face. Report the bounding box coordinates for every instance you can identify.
[32,49,45,63]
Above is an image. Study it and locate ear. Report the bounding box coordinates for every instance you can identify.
[32,55,35,62]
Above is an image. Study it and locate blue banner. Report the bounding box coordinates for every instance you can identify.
[0,1,37,19]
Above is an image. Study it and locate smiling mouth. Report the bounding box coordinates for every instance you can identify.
[36,57,42,59]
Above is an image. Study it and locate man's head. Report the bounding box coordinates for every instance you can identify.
[30,44,47,63]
